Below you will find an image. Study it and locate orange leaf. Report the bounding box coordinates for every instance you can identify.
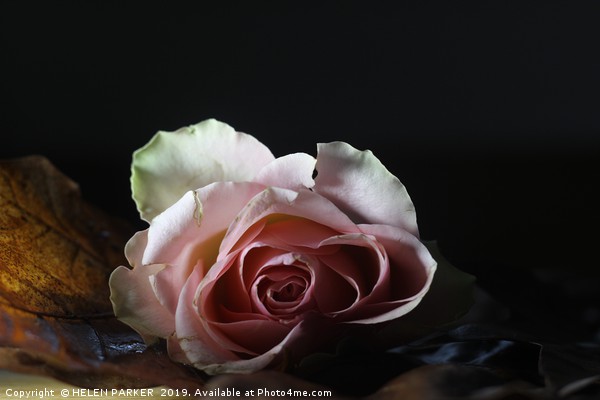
[0,156,204,389]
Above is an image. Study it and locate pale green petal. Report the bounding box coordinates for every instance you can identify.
[131,119,275,222]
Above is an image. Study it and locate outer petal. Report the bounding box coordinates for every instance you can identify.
[316,233,388,316]
[145,182,265,313]
[313,142,419,237]
[253,153,316,191]
[347,224,437,324]
[124,230,148,267]
[196,323,306,375]
[173,264,233,367]
[143,181,265,266]
[131,119,275,221]
[109,264,175,343]
[374,241,474,347]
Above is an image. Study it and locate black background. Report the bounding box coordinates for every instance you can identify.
[1,2,599,335]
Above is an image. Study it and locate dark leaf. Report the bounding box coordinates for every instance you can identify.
[367,364,543,400]
[391,339,542,385]
[541,343,600,395]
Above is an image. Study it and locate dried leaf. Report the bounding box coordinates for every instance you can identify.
[0,156,204,388]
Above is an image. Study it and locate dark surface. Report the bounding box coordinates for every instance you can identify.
[2,2,598,262]
[2,2,599,391]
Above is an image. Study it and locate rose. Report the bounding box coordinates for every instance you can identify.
[109,119,437,374]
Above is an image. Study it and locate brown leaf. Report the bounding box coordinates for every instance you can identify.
[0,156,204,389]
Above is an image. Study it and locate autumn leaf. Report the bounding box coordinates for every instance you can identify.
[0,156,204,389]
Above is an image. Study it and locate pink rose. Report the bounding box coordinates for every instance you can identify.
[109,119,436,374]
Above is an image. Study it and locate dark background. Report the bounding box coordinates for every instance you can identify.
[1,2,599,336]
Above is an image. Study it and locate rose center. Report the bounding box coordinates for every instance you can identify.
[271,280,305,303]
[251,262,315,321]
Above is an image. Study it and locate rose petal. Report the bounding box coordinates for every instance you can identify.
[166,334,191,365]
[262,276,309,312]
[207,319,291,356]
[174,265,233,366]
[219,187,359,259]
[194,322,309,375]
[342,224,437,324]
[317,233,388,315]
[142,183,265,315]
[361,224,436,298]
[258,218,340,251]
[249,256,316,318]
[253,153,316,191]
[375,241,474,348]
[312,258,359,314]
[124,230,148,267]
[143,182,265,265]
[152,258,206,315]
[239,244,283,293]
[177,255,296,374]
[313,141,419,236]
[131,119,275,221]
[109,264,175,343]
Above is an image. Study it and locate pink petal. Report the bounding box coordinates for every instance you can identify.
[166,334,191,365]
[250,261,315,319]
[360,224,436,298]
[254,153,316,191]
[313,142,419,237]
[143,181,265,265]
[317,234,388,315]
[174,265,233,367]
[238,244,290,293]
[207,319,291,356]
[139,183,263,317]
[257,218,340,250]
[194,322,310,375]
[151,258,206,315]
[311,258,359,314]
[344,224,437,324]
[206,255,254,316]
[219,187,359,258]
[178,254,299,374]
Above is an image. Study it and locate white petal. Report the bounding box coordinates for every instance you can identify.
[313,142,419,236]
[124,230,148,267]
[254,153,316,190]
[109,264,175,343]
